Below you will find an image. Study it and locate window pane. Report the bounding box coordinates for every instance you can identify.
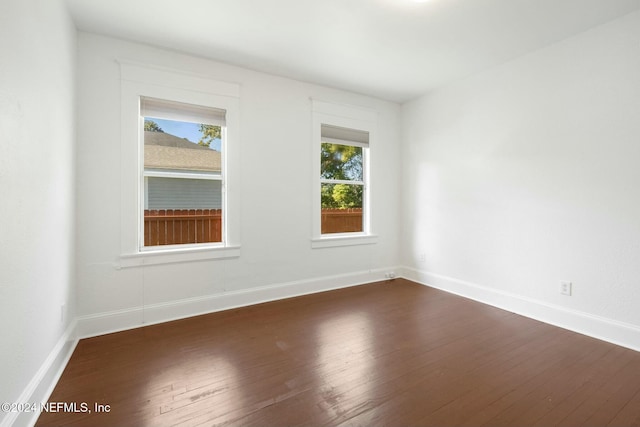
[321,183,363,234]
[321,143,363,181]
[143,116,223,246]
[144,118,221,171]
[144,178,222,246]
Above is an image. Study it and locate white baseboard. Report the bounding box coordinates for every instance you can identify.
[77,267,395,339]
[7,265,638,427]
[400,266,640,353]
[1,321,78,427]
[3,268,397,427]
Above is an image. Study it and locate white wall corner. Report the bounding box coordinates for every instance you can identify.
[399,266,640,353]
[1,321,78,427]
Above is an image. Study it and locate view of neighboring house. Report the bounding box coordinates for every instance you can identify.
[143,131,222,210]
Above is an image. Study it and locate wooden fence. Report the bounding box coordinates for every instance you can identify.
[144,209,222,246]
[144,208,363,246]
[321,208,363,234]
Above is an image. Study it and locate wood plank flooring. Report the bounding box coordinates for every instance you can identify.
[36,279,640,426]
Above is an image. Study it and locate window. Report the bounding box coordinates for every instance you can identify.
[119,62,240,266]
[320,125,368,234]
[311,100,377,248]
[141,97,225,247]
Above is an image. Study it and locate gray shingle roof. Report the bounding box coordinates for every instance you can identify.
[144,131,221,172]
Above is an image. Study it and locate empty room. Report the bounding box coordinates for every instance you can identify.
[2,0,640,426]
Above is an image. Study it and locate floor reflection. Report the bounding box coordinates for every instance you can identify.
[314,311,376,419]
[140,346,245,425]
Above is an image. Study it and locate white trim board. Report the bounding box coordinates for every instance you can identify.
[400,266,640,353]
[77,267,398,339]
[1,321,78,427]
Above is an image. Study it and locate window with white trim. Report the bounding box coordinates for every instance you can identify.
[311,100,377,248]
[119,62,240,266]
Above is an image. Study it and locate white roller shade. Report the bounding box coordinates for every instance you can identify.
[321,124,369,146]
[141,96,226,126]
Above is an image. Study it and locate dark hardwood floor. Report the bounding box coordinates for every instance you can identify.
[36,279,640,426]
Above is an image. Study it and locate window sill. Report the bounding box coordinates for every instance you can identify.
[117,245,240,268]
[311,234,378,249]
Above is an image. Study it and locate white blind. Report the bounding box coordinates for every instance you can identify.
[321,124,369,146]
[141,97,226,126]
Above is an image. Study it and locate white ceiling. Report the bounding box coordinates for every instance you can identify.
[65,0,640,103]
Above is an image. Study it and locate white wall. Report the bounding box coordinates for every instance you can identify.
[0,0,77,425]
[75,34,400,334]
[401,11,640,347]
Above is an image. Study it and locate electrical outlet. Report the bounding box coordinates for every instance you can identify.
[385,271,397,279]
[60,304,66,323]
[419,253,426,263]
[560,281,572,296]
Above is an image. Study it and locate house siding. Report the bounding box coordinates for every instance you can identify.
[146,177,222,209]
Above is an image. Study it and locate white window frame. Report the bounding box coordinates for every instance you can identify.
[118,62,241,267]
[311,100,378,249]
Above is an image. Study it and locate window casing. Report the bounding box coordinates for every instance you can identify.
[311,100,378,248]
[119,62,240,266]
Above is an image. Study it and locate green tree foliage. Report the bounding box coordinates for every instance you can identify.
[330,184,363,209]
[321,184,334,208]
[321,143,362,181]
[321,143,363,209]
[333,184,362,208]
[198,124,221,148]
[144,119,164,133]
